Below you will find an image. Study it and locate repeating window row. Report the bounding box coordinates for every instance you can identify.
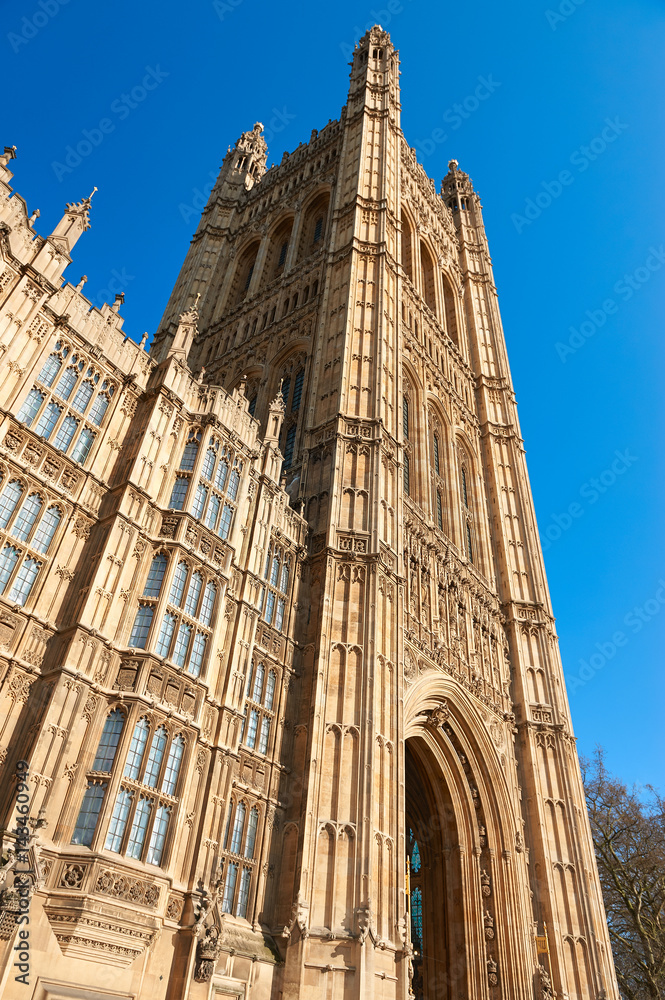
[0,476,62,606]
[129,555,217,677]
[15,341,117,465]
[169,434,241,540]
[220,799,260,918]
[72,709,185,868]
[240,660,276,755]
[258,544,290,631]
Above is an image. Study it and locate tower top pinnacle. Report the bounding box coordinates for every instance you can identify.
[441,159,475,201]
[355,24,393,51]
[227,122,268,184]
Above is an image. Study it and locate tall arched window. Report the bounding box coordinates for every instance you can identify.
[265,218,293,282]
[459,458,475,564]
[436,490,443,530]
[180,430,201,471]
[403,392,412,496]
[298,192,330,260]
[143,554,167,597]
[0,480,25,529]
[32,506,61,554]
[92,709,126,772]
[420,241,437,315]
[401,212,414,281]
[232,241,261,305]
[231,801,246,853]
[442,273,459,347]
[11,493,43,542]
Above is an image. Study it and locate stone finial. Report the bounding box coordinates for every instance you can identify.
[75,275,88,291]
[264,381,286,445]
[0,146,17,168]
[167,298,200,362]
[49,187,98,255]
[28,209,40,227]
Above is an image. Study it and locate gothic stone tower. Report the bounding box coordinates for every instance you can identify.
[151,25,619,1000]
[0,26,619,1000]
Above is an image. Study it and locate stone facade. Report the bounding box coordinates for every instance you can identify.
[0,26,618,1000]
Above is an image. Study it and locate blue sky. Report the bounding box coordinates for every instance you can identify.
[6,0,664,788]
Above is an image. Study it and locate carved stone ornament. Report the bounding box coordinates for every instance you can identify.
[194,925,222,982]
[537,964,555,1000]
[427,700,450,728]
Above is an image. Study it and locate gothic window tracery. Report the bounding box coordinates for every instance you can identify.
[0,478,63,607]
[298,192,330,260]
[420,241,437,316]
[401,211,414,282]
[458,447,476,565]
[429,412,447,534]
[240,659,278,755]
[169,434,241,541]
[220,799,260,918]
[276,355,306,470]
[230,241,261,305]
[402,378,415,499]
[15,339,116,465]
[442,272,460,349]
[263,218,294,284]
[72,709,186,868]
[258,542,291,631]
[128,553,217,677]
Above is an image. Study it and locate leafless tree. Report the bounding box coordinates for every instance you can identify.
[582,748,665,999]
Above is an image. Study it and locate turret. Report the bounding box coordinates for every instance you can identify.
[151,124,268,361]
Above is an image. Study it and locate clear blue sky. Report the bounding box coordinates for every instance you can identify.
[6,0,664,789]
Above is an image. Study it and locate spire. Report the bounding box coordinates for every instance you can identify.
[167,295,200,362]
[49,187,97,255]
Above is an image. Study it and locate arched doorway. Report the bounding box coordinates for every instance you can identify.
[405,737,466,999]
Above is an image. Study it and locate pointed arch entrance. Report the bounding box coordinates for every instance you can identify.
[405,735,466,999]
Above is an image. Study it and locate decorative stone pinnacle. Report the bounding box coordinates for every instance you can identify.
[0,146,17,167]
[270,380,286,412]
